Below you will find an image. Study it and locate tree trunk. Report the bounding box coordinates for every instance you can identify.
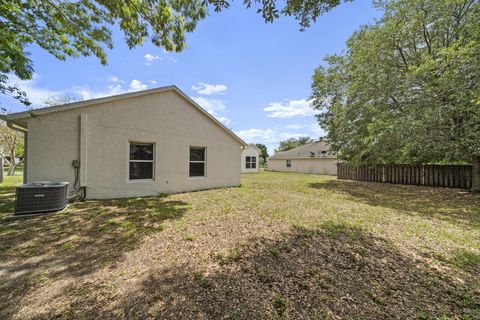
[7,163,16,176]
[7,147,16,176]
[472,156,480,192]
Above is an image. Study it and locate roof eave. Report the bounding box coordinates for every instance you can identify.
[3,85,247,146]
[5,85,178,121]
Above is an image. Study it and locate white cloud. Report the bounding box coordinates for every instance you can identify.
[107,76,119,82]
[74,78,150,100]
[6,73,155,105]
[75,83,127,100]
[310,123,325,136]
[192,96,231,126]
[192,97,226,113]
[144,53,161,66]
[191,82,228,95]
[77,79,148,100]
[283,122,324,136]
[217,116,232,126]
[264,99,316,118]
[235,127,319,154]
[235,128,309,144]
[235,128,277,142]
[149,80,157,85]
[6,74,64,106]
[285,124,304,130]
[129,79,148,91]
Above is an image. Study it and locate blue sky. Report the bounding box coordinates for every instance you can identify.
[1,1,379,154]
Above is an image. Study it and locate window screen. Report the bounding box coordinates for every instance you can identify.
[129,143,154,180]
[190,147,206,177]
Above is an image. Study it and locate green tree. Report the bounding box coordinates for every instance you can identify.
[255,143,269,162]
[0,120,24,176]
[1,0,350,107]
[311,0,480,191]
[277,136,313,152]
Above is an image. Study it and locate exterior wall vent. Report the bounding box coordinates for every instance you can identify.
[15,182,69,215]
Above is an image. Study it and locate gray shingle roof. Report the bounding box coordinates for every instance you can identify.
[269,141,337,160]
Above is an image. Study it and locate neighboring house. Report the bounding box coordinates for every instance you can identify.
[267,140,338,175]
[241,144,260,173]
[1,86,246,199]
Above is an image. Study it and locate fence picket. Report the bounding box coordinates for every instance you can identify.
[337,163,472,189]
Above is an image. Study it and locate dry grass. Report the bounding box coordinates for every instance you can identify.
[0,171,479,319]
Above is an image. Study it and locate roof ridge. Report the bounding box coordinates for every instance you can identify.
[269,140,335,159]
[5,85,177,119]
[275,140,322,155]
[4,85,247,146]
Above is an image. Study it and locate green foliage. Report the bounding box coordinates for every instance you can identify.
[194,272,213,289]
[272,295,288,316]
[1,0,208,106]
[311,0,480,165]
[1,0,350,107]
[277,136,313,152]
[258,270,273,283]
[255,143,269,162]
[0,121,24,174]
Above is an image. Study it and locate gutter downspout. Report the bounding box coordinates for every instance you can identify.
[6,120,28,133]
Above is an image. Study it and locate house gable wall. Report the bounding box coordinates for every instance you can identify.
[267,158,338,175]
[26,90,242,198]
[241,145,260,173]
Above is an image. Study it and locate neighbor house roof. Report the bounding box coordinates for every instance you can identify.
[1,85,247,146]
[269,141,337,160]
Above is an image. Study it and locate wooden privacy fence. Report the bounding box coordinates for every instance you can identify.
[337,164,473,189]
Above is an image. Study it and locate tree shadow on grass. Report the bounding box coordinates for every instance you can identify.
[308,180,480,228]
[0,195,189,319]
[0,182,18,216]
[38,224,479,319]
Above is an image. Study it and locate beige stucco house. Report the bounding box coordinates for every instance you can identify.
[240,144,260,173]
[1,86,246,199]
[267,140,338,175]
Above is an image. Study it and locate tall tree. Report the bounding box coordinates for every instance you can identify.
[0,121,24,176]
[1,0,350,107]
[277,136,313,152]
[255,143,269,162]
[311,0,480,191]
[43,94,82,107]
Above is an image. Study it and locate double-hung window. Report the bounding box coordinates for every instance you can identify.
[189,147,206,177]
[246,156,256,169]
[129,142,155,180]
[286,160,292,168]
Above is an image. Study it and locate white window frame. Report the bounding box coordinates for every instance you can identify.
[128,141,155,182]
[286,159,292,168]
[246,156,256,169]
[189,146,207,178]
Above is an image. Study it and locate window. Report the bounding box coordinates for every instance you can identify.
[286,160,292,168]
[245,156,256,169]
[189,147,206,177]
[129,142,154,180]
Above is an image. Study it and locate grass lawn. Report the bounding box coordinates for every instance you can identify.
[0,171,479,319]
